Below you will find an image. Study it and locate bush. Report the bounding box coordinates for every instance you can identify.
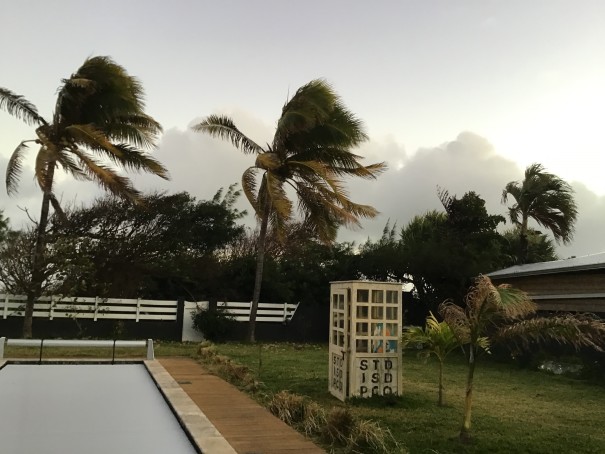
[192,305,235,341]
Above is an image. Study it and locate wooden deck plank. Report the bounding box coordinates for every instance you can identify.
[159,358,325,454]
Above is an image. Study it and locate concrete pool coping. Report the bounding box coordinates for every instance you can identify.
[0,359,236,454]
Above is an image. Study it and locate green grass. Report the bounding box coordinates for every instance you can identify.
[214,342,605,454]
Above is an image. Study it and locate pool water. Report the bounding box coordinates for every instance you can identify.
[0,364,198,454]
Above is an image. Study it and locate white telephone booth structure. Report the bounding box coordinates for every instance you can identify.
[328,280,403,401]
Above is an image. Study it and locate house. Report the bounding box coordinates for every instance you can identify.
[488,253,605,313]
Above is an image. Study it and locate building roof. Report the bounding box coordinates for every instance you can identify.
[488,252,605,279]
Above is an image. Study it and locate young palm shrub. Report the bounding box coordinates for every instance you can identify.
[402,312,460,406]
[441,275,605,442]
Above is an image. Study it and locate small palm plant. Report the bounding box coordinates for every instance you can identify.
[402,312,460,406]
[441,275,605,442]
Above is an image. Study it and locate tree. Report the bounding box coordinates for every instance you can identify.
[501,227,557,266]
[399,191,507,313]
[502,163,577,264]
[440,275,605,442]
[193,79,386,341]
[52,188,245,300]
[402,312,459,406]
[0,56,167,337]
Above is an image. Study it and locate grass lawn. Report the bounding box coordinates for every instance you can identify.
[214,342,605,454]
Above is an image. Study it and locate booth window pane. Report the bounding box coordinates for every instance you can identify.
[371,306,383,320]
[339,317,344,329]
[332,294,338,308]
[386,307,398,320]
[332,331,338,345]
[371,339,384,353]
[356,322,368,336]
[338,294,345,310]
[371,322,384,336]
[386,290,399,304]
[356,339,368,353]
[357,289,369,303]
[356,305,369,319]
[386,340,398,353]
[386,323,398,336]
[372,290,384,304]
[332,313,338,327]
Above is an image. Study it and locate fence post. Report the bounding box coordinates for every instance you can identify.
[135,298,141,322]
[283,302,288,322]
[0,337,5,359]
[3,294,8,320]
[93,297,99,321]
[176,299,185,341]
[49,295,54,320]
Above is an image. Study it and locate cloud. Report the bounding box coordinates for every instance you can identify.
[342,131,605,259]
[1,124,603,261]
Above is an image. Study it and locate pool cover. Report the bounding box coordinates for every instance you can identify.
[0,364,198,454]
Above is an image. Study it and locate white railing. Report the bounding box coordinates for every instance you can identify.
[0,294,177,322]
[216,301,299,323]
[0,337,155,360]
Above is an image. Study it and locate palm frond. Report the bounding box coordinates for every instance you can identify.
[6,141,32,195]
[71,148,140,201]
[495,313,605,352]
[193,115,264,154]
[34,147,55,193]
[0,88,46,126]
[242,167,260,215]
[103,114,162,148]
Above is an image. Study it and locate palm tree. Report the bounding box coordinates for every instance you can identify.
[402,312,460,406]
[501,163,577,264]
[440,275,605,442]
[0,56,168,337]
[194,79,386,342]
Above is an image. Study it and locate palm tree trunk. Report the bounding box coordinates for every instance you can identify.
[518,216,529,264]
[23,164,55,338]
[247,199,272,343]
[460,346,476,442]
[438,359,444,406]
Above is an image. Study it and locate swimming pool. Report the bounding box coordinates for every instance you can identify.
[0,361,235,454]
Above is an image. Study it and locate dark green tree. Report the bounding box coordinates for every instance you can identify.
[52,187,245,300]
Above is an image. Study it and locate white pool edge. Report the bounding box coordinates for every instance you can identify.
[144,360,237,454]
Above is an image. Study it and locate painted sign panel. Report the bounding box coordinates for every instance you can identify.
[353,357,398,397]
[330,352,346,400]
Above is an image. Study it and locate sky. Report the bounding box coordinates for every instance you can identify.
[1,0,605,259]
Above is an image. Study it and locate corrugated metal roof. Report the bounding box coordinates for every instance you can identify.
[488,252,605,279]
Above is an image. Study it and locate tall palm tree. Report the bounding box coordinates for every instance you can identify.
[194,79,386,342]
[501,163,577,264]
[0,56,168,337]
[440,275,605,442]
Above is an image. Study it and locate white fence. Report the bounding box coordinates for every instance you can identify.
[182,301,300,342]
[0,294,300,342]
[0,294,177,322]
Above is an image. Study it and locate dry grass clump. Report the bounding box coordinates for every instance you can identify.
[197,342,263,393]
[268,391,403,453]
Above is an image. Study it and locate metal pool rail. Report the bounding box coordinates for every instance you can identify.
[0,338,155,362]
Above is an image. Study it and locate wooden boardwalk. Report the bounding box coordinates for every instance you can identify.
[159,358,325,454]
